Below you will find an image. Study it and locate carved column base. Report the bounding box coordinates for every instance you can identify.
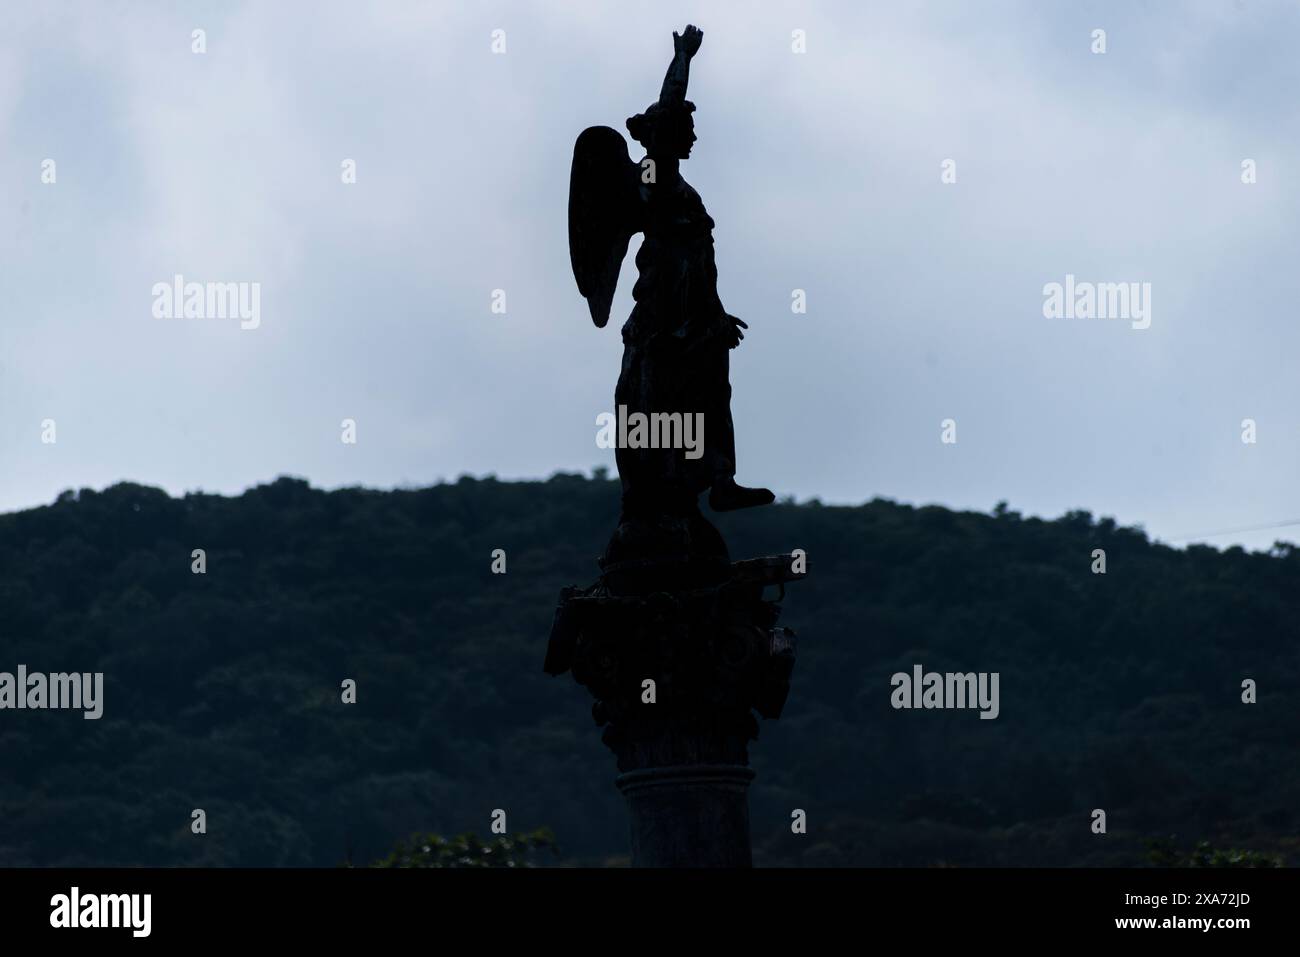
[616,764,756,868]
[546,552,806,868]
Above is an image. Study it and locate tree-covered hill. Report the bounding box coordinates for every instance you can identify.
[0,474,1295,866]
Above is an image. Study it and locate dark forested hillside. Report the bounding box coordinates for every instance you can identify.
[0,474,1296,867]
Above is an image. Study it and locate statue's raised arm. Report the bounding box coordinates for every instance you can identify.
[658,25,703,108]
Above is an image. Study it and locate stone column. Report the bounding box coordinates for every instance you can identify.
[616,764,756,867]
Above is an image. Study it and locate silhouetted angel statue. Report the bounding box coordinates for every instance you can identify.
[569,25,774,556]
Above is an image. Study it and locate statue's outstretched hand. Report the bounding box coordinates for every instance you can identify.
[674,25,703,59]
[725,314,747,349]
[676,313,745,351]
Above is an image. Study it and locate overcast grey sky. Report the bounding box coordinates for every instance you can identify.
[2,1,1298,550]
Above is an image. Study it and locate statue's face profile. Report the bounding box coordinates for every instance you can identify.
[674,114,697,159]
[656,111,695,159]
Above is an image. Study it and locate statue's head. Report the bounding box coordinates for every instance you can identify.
[627,101,696,160]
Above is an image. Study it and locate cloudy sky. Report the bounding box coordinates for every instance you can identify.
[2,0,1297,550]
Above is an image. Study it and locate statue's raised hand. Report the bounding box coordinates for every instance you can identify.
[674,25,703,58]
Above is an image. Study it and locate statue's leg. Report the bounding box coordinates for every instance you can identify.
[710,347,737,485]
[703,345,774,512]
[616,334,694,519]
[604,333,730,586]
[614,341,647,519]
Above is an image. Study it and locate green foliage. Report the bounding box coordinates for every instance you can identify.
[372,828,557,868]
[0,474,1295,867]
[1145,838,1282,868]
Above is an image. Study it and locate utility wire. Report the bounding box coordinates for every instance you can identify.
[1164,518,1300,543]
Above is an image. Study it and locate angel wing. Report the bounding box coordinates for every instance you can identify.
[568,126,643,328]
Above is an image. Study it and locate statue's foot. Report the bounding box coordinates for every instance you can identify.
[708,479,775,512]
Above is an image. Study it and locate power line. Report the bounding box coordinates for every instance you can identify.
[1165,518,1300,543]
